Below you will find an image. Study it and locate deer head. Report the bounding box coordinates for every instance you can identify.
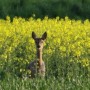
[32,32,47,51]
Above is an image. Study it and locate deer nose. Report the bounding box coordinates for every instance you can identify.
[37,45,40,48]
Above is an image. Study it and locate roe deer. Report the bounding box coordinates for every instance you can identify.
[28,31,47,78]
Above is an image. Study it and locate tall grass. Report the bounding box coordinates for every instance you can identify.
[0,75,90,90]
[0,16,90,89]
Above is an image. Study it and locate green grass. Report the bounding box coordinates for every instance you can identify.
[0,75,90,90]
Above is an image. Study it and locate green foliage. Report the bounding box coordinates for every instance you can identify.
[0,16,90,89]
[0,76,90,90]
[0,0,90,19]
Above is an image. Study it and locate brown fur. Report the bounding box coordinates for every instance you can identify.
[28,32,47,78]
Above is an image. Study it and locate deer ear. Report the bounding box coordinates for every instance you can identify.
[32,31,36,39]
[42,32,47,40]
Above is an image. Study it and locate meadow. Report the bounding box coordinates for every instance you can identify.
[0,16,90,90]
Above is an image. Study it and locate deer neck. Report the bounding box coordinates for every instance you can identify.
[37,49,43,66]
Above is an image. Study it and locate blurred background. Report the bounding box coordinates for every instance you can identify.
[0,0,90,20]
